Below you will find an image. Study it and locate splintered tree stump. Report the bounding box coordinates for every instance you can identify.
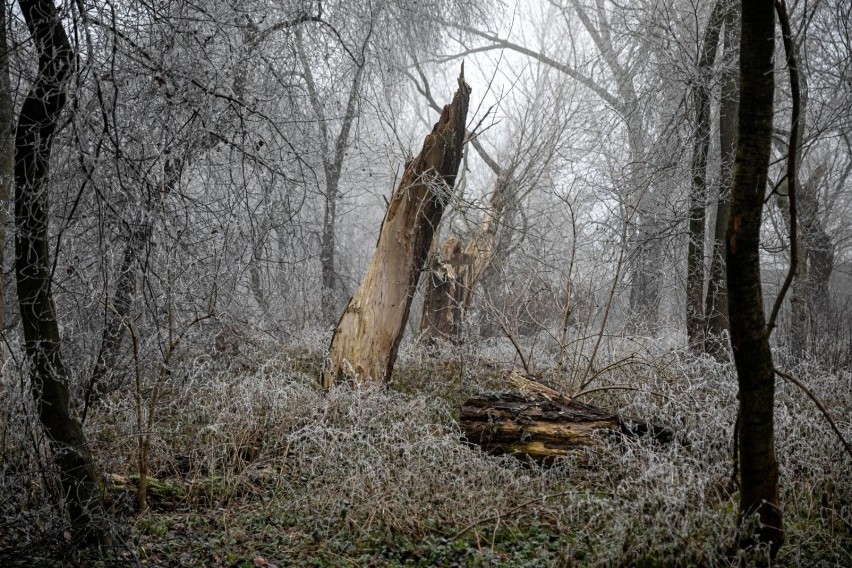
[459,373,673,462]
[324,68,470,387]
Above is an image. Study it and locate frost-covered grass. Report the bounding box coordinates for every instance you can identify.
[0,334,850,566]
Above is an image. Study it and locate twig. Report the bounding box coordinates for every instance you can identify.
[580,354,640,392]
[558,203,578,382]
[492,314,530,374]
[774,368,852,460]
[730,411,740,490]
[579,177,649,389]
[129,319,147,513]
[572,384,671,401]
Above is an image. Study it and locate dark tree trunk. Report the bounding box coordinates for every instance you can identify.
[627,221,663,334]
[783,82,808,358]
[787,177,809,358]
[687,0,726,352]
[325,71,469,386]
[14,0,112,547]
[0,4,13,369]
[320,167,340,325]
[706,2,740,356]
[727,0,782,555]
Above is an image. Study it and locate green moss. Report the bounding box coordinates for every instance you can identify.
[130,474,188,501]
[137,517,169,538]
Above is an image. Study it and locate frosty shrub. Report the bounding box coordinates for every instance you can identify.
[0,336,849,565]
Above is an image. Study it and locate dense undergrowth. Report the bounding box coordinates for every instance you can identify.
[0,332,850,566]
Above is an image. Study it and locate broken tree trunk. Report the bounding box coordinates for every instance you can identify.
[420,171,512,346]
[459,372,672,462]
[420,236,467,345]
[324,69,470,387]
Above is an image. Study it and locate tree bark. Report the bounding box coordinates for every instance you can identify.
[687,0,726,352]
[14,0,112,547]
[780,168,809,358]
[727,0,783,555]
[319,169,340,325]
[771,6,806,356]
[706,2,740,356]
[324,71,470,386]
[420,236,467,345]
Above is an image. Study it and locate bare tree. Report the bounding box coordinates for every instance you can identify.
[705,1,740,354]
[14,0,112,547]
[295,21,371,325]
[408,59,571,345]
[419,172,512,345]
[728,0,782,555]
[437,1,692,334]
[769,0,850,359]
[686,0,727,352]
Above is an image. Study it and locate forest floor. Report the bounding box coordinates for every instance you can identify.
[1,334,851,566]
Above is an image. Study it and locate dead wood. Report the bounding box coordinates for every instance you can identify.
[459,371,673,463]
[324,68,470,387]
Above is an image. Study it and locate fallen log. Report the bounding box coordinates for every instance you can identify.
[459,372,673,463]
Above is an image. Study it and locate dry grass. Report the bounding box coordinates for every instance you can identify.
[0,332,850,566]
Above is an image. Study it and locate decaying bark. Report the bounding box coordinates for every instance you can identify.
[324,70,470,387]
[420,171,512,345]
[459,371,673,463]
[420,236,467,344]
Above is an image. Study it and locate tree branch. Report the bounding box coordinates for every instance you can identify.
[767,0,801,334]
[432,19,623,110]
[775,369,852,460]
